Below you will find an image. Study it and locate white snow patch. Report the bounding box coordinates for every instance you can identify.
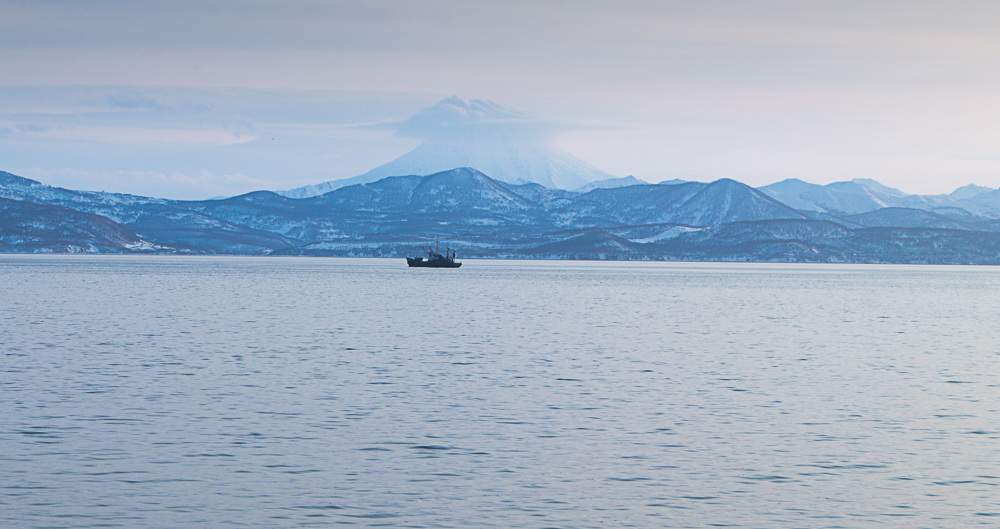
[630,226,703,243]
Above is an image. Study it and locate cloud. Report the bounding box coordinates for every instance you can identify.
[392,96,567,142]
[2,122,255,145]
[15,123,53,133]
[105,94,166,111]
[0,86,436,196]
[23,168,276,200]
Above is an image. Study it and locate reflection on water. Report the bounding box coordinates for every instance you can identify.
[2,256,1000,527]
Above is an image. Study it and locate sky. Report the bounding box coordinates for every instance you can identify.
[1,0,999,199]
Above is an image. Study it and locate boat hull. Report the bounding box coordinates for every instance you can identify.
[406,257,462,268]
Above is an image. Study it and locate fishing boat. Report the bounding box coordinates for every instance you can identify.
[406,236,462,268]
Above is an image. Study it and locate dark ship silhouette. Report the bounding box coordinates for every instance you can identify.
[407,236,462,268]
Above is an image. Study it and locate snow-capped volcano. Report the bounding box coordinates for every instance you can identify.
[281,97,612,198]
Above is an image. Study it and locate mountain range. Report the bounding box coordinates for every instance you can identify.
[759,178,1000,217]
[5,167,1000,264]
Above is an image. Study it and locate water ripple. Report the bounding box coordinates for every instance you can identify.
[3,256,1000,528]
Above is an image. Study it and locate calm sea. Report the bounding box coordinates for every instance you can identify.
[3,256,1000,528]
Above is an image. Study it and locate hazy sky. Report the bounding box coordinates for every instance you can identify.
[1,0,998,198]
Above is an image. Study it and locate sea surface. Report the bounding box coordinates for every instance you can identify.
[3,256,1000,528]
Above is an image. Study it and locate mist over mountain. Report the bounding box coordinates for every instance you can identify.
[280,97,612,198]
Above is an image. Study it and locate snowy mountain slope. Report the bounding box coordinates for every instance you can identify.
[758,178,914,214]
[0,171,171,208]
[353,137,609,190]
[843,207,976,230]
[10,166,1000,262]
[408,168,534,212]
[555,181,707,226]
[279,97,612,197]
[953,188,1000,217]
[0,197,151,253]
[122,203,299,253]
[547,178,807,228]
[276,174,393,199]
[503,182,579,210]
[757,177,1000,217]
[187,169,549,241]
[522,230,641,257]
[308,175,426,213]
[163,170,811,243]
[574,176,648,193]
[928,207,990,224]
[279,138,610,197]
[0,171,300,253]
[662,221,1000,264]
[949,184,994,200]
[670,178,807,226]
[511,219,1000,264]
[0,171,81,203]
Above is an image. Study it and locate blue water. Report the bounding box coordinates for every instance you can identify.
[3,256,1000,528]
